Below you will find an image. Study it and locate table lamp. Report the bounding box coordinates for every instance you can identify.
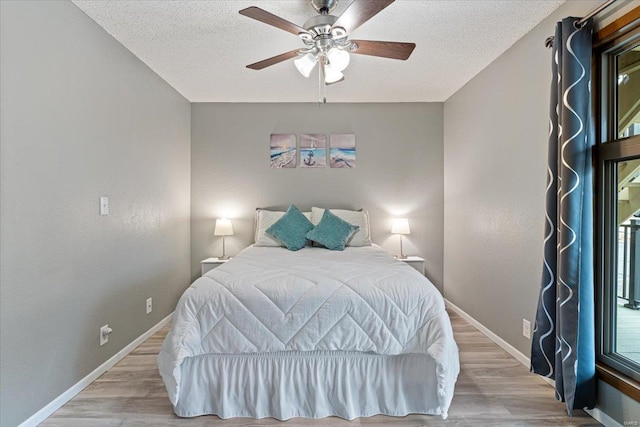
[214,218,233,260]
[391,218,410,259]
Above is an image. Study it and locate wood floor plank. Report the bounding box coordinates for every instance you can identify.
[40,309,600,426]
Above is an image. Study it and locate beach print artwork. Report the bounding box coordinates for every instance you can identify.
[330,134,356,168]
[270,134,297,168]
[300,134,327,168]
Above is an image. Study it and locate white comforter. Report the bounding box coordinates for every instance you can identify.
[158,244,459,414]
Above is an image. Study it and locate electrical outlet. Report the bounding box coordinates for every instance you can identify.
[522,319,531,339]
[100,324,112,346]
[146,297,152,314]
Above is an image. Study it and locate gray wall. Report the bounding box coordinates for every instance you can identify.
[443,0,640,424]
[0,2,191,426]
[191,103,444,288]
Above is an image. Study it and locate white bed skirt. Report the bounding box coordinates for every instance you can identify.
[174,351,448,420]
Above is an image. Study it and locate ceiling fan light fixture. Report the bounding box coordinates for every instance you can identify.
[324,66,344,84]
[294,53,318,78]
[240,0,416,103]
[327,47,350,72]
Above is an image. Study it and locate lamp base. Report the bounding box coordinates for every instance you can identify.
[395,254,408,260]
[218,255,230,260]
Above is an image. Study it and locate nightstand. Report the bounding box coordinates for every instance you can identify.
[201,257,230,276]
[397,256,425,275]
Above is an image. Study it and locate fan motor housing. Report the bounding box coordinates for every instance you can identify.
[303,14,338,35]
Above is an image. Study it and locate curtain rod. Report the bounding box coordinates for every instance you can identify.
[545,0,618,48]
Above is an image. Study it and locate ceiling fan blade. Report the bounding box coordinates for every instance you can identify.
[351,40,416,60]
[239,7,310,37]
[332,0,395,34]
[246,50,301,70]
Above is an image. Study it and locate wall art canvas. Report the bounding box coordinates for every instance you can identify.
[270,134,297,168]
[330,134,356,168]
[300,134,326,168]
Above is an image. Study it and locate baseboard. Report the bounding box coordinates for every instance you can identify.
[444,299,532,365]
[18,312,173,427]
[444,299,631,426]
[444,298,554,387]
[586,408,624,427]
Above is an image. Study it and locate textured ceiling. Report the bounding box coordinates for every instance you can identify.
[71,0,566,102]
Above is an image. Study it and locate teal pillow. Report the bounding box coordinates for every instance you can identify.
[266,205,314,251]
[306,209,359,251]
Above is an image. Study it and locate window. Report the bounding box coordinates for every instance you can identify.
[595,15,640,391]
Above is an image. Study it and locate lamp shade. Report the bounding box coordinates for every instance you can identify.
[214,218,233,236]
[324,66,344,84]
[391,218,410,235]
[327,48,350,72]
[294,53,317,78]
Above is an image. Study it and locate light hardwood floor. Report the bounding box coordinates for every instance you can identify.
[41,310,601,426]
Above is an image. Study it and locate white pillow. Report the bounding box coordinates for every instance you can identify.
[254,209,312,246]
[311,207,372,247]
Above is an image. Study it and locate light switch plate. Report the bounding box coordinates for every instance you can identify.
[100,196,109,215]
[522,319,531,339]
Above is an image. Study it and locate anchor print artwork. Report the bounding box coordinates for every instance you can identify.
[300,134,326,168]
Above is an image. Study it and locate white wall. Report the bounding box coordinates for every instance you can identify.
[0,2,191,426]
[191,103,444,288]
[443,0,640,424]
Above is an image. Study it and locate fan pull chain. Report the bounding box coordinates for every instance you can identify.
[318,57,327,105]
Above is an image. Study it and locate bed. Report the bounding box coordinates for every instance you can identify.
[157,208,459,420]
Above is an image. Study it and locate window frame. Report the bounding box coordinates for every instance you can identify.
[594,14,640,400]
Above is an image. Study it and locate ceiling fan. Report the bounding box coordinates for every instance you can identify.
[239,0,416,102]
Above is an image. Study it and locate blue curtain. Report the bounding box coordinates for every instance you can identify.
[530,17,596,415]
